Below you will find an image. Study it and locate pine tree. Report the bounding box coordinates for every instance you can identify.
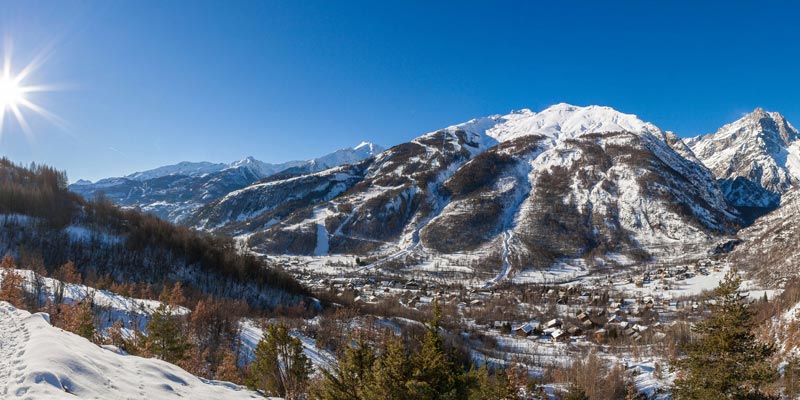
[465,364,517,400]
[72,298,96,340]
[406,299,466,400]
[248,323,311,400]
[672,269,777,400]
[144,303,191,364]
[364,337,411,400]
[564,384,590,400]
[317,337,376,400]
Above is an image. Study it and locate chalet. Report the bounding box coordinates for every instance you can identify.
[512,323,535,337]
[594,329,607,343]
[493,321,511,331]
[623,328,636,337]
[404,279,421,289]
[417,296,433,307]
[469,299,484,308]
[551,329,568,342]
[545,319,562,329]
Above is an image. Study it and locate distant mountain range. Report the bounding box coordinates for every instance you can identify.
[70,104,800,283]
[69,142,384,223]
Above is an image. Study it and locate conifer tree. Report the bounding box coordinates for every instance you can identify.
[564,384,590,400]
[406,299,466,400]
[672,269,777,400]
[317,337,376,400]
[364,337,411,400]
[72,298,96,340]
[144,303,191,364]
[248,323,311,400]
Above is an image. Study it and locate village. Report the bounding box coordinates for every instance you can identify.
[280,254,737,356]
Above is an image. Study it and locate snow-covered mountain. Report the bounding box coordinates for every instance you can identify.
[69,143,384,223]
[189,104,738,278]
[0,302,262,400]
[687,108,800,211]
[125,161,229,181]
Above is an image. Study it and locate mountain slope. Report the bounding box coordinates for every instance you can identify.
[687,108,800,211]
[190,104,738,277]
[0,302,262,400]
[69,143,384,223]
[730,188,800,286]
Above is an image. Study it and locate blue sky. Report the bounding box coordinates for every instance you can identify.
[2,1,800,181]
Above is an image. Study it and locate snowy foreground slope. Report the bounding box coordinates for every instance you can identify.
[0,302,266,400]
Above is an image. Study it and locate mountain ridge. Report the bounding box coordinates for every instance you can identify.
[69,142,384,223]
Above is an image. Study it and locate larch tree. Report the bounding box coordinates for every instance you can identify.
[0,255,25,308]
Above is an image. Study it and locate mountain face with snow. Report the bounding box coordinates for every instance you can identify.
[189,104,739,276]
[69,143,384,223]
[687,108,800,212]
[729,188,800,286]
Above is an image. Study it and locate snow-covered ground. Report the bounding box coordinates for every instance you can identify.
[0,268,189,336]
[0,302,267,400]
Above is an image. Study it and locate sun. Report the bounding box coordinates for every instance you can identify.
[0,40,63,138]
[0,75,24,110]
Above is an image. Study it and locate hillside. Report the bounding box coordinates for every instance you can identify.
[729,188,800,287]
[0,158,307,308]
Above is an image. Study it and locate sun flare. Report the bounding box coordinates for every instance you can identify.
[0,75,24,110]
[0,41,62,138]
